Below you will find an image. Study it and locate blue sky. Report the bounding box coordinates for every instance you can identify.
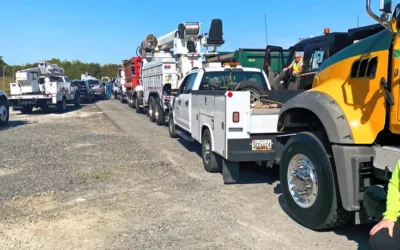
[0,0,385,65]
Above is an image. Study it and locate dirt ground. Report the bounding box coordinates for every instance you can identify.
[0,100,372,250]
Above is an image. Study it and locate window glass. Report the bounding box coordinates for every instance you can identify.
[200,71,267,90]
[183,73,197,93]
[308,48,325,71]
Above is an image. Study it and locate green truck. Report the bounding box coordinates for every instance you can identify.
[204,48,289,73]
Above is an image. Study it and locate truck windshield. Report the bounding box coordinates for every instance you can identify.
[89,80,100,85]
[201,71,267,90]
[78,81,86,87]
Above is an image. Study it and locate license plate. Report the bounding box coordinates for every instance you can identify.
[252,139,273,151]
[22,100,36,105]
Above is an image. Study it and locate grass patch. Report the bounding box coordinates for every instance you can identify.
[0,77,13,95]
[94,171,110,180]
[76,170,111,184]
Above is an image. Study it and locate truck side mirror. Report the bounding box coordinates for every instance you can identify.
[391,3,400,32]
[380,0,392,13]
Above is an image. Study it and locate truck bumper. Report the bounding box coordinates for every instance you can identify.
[9,96,52,107]
[226,134,283,162]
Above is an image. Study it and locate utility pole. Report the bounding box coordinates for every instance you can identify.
[2,65,7,90]
[264,14,268,45]
[12,66,19,82]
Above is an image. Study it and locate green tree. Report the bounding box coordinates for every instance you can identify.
[0,56,121,80]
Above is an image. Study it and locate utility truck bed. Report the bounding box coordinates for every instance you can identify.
[190,90,281,161]
[169,65,284,183]
[8,62,81,113]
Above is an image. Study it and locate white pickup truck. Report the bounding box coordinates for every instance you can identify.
[8,75,80,113]
[168,65,285,183]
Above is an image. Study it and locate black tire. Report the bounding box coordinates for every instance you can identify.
[149,97,156,122]
[201,129,222,173]
[128,95,132,108]
[132,94,136,109]
[234,80,266,96]
[155,97,166,125]
[57,96,67,113]
[75,94,81,107]
[135,92,143,113]
[120,94,125,103]
[279,132,350,230]
[0,99,9,126]
[168,113,179,138]
[20,105,33,114]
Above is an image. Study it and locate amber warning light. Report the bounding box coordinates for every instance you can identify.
[223,62,240,67]
[323,28,330,34]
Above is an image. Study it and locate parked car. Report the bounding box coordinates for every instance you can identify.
[72,80,95,103]
[86,79,105,100]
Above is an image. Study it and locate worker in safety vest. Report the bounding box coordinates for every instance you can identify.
[369,160,400,249]
[283,53,303,90]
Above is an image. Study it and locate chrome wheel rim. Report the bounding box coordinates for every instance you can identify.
[287,153,318,208]
[203,137,210,164]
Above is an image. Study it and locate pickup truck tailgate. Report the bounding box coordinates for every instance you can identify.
[250,109,279,133]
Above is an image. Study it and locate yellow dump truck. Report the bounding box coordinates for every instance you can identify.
[276,0,400,230]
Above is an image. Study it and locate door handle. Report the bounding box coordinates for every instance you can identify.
[204,96,207,105]
[178,100,181,105]
[185,100,189,106]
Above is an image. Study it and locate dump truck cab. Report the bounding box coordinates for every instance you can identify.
[275,0,400,231]
[265,23,384,90]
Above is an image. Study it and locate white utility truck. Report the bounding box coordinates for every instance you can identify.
[8,61,80,113]
[168,63,282,183]
[132,19,225,125]
[0,91,9,126]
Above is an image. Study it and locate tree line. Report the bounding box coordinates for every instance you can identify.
[0,56,121,80]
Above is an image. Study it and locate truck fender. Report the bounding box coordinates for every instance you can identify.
[278,91,354,144]
[148,91,160,103]
[200,124,215,150]
[279,91,362,211]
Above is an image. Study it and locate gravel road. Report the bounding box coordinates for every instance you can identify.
[0,100,372,250]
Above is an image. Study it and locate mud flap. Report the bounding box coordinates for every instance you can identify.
[222,160,240,184]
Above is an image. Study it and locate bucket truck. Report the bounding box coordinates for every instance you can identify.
[8,61,80,113]
[130,19,225,125]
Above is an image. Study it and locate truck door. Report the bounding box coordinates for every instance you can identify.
[264,45,286,77]
[179,72,197,131]
[301,42,325,90]
[391,5,400,133]
[173,74,191,129]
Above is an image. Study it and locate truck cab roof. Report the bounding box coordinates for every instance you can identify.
[181,65,271,92]
[187,65,265,74]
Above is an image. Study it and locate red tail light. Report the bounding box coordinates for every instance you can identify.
[232,112,240,123]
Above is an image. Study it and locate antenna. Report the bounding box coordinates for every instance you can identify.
[357,14,359,27]
[264,14,268,45]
